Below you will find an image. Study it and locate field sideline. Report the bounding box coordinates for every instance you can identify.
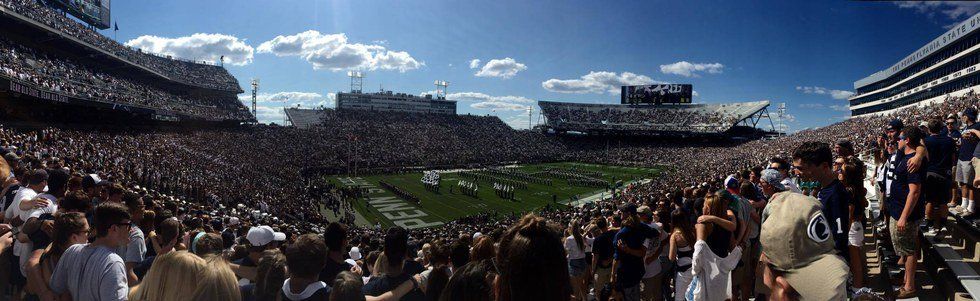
[322,162,662,228]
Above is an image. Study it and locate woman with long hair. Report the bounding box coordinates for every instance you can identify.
[687,192,740,301]
[129,251,207,301]
[32,212,89,301]
[668,209,695,301]
[439,260,497,301]
[841,158,868,290]
[496,214,571,301]
[245,249,288,301]
[564,219,588,301]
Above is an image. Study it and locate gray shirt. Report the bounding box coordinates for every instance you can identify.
[50,244,128,301]
[116,225,145,264]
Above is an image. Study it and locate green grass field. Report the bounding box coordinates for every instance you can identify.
[322,162,661,228]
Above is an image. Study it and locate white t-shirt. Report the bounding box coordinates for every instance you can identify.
[564,236,587,260]
[643,222,668,278]
[13,187,47,277]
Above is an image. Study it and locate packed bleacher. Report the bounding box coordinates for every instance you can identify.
[0,36,251,121]
[0,82,978,300]
[539,100,769,134]
[0,0,242,92]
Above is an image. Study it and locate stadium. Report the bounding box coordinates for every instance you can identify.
[0,1,979,300]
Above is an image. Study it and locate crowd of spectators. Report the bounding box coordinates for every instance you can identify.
[0,37,251,121]
[0,0,242,92]
[0,82,977,299]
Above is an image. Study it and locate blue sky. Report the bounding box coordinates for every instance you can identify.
[99,0,980,131]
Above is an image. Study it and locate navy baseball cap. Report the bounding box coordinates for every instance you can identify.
[618,203,637,215]
[886,119,904,131]
[964,108,978,120]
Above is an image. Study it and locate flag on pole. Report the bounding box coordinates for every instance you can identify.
[114,22,118,31]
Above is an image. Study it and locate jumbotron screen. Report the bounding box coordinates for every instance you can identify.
[621,84,693,105]
[47,0,111,29]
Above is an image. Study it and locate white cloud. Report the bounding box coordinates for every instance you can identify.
[431,91,534,112]
[471,101,528,111]
[542,71,658,94]
[798,103,824,109]
[443,92,534,104]
[469,59,481,69]
[895,1,980,20]
[473,57,527,79]
[257,30,423,72]
[255,105,287,125]
[659,61,724,77]
[124,33,254,66]
[503,115,532,129]
[829,104,850,112]
[239,91,336,123]
[796,86,855,100]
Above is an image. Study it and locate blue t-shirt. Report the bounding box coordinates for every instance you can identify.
[613,223,654,287]
[959,123,980,161]
[925,134,956,176]
[888,152,926,221]
[817,180,851,257]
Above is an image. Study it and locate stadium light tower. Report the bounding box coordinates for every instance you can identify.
[434,80,449,99]
[777,103,787,135]
[527,106,534,130]
[348,71,364,93]
[250,78,259,121]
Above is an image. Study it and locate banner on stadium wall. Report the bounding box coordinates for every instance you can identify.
[621,84,693,105]
[9,81,72,103]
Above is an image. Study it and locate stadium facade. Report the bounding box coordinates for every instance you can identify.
[538,100,771,137]
[336,91,457,115]
[850,12,980,116]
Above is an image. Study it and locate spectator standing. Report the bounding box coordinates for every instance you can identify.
[282,234,330,301]
[792,142,851,260]
[923,119,956,235]
[888,126,927,298]
[954,108,979,216]
[50,202,132,301]
[759,192,849,300]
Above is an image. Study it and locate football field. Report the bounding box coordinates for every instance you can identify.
[322,162,661,229]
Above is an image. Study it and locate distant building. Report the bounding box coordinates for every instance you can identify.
[336,91,456,114]
[850,12,980,116]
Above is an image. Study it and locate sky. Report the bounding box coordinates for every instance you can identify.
[98,0,980,131]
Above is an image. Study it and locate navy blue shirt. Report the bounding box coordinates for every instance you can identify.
[959,123,980,161]
[948,128,962,140]
[817,180,851,258]
[363,273,424,301]
[592,230,616,266]
[888,152,926,221]
[925,134,956,176]
[613,223,654,287]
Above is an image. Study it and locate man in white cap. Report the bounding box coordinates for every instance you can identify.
[231,225,286,282]
[760,192,849,300]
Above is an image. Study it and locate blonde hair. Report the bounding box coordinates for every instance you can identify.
[371,252,395,277]
[702,193,728,236]
[129,251,206,301]
[190,255,242,301]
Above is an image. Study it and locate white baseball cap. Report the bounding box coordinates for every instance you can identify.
[246,225,286,246]
[349,247,362,261]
